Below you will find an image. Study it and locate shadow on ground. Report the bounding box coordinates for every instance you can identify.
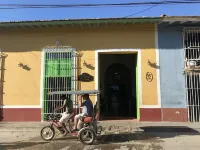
[97,126,200,144]
[0,142,49,150]
[53,136,78,141]
[139,126,200,133]
[41,126,200,145]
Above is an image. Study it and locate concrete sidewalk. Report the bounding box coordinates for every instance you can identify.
[1,121,200,133]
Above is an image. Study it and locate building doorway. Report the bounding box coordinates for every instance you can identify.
[99,53,138,120]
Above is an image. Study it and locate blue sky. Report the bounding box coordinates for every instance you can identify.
[0,0,200,21]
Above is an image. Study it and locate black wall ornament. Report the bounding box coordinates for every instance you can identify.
[78,73,94,82]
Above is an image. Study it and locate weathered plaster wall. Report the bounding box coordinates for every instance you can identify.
[157,24,187,122]
[158,24,186,108]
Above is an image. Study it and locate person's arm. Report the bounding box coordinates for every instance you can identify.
[78,95,85,107]
[55,99,66,111]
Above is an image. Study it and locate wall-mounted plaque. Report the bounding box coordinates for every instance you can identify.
[78,73,94,82]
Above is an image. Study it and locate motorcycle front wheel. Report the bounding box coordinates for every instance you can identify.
[40,126,55,141]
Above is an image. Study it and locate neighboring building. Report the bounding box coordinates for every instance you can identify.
[158,17,200,122]
[0,16,199,122]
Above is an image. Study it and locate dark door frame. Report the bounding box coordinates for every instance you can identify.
[96,51,139,120]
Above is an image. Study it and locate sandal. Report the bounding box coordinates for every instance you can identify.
[72,129,79,132]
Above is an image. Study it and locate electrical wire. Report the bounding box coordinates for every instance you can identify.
[123,0,168,18]
[0,0,199,20]
[124,1,164,18]
[0,0,200,9]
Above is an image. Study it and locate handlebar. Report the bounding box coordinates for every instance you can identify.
[45,109,61,121]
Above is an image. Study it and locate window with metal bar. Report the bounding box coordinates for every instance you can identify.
[184,28,200,70]
[42,48,74,120]
[184,28,200,122]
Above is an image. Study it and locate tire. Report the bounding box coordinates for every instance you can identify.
[78,128,96,145]
[40,126,55,141]
[62,128,69,137]
[97,125,103,135]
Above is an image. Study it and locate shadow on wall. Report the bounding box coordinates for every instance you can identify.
[83,61,95,70]
[18,62,31,71]
[74,51,83,115]
[148,60,160,69]
[0,53,7,121]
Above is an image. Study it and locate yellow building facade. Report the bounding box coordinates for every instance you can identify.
[0,19,160,121]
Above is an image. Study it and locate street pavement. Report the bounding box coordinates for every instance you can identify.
[1,131,200,150]
[1,121,200,150]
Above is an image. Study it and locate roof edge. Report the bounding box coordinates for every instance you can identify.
[1,16,200,28]
[0,17,161,28]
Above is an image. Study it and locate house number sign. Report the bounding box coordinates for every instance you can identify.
[146,72,153,82]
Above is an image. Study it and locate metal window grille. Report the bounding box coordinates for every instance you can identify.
[41,46,76,120]
[185,73,200,122]
[184,28,200,70]
[183,28,200,122]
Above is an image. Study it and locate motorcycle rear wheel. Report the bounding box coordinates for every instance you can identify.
[78,128,96,145]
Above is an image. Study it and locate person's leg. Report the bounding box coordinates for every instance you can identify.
[64,113,73,122]
[77,119,84,130]
[58,112,65,126]
[62,113,73,131]
[73,114,81,130]
[77,113,86,130]
[59,112,69,128]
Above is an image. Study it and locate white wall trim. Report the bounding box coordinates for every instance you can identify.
[138,50,143,108]
[40,50,45,122]
[140,105,161,108]
[40,51,45,109]
[72,48,77,103]
[1,105,41,108]
[155,24,161,108]
[94,49,142,108]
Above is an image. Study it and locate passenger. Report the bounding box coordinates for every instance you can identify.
[73,94,93,131]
